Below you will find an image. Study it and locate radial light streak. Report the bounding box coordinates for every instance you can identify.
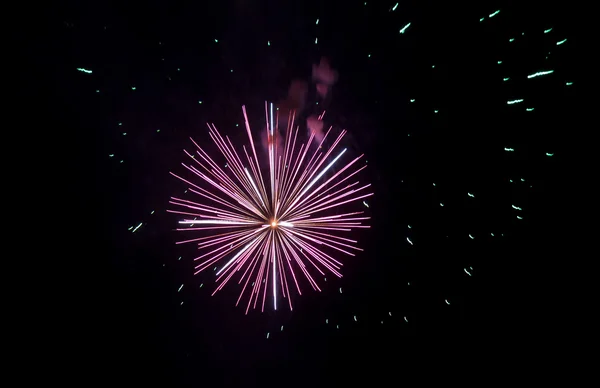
[169,103,372,313]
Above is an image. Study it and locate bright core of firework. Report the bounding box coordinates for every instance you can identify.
[169,102,372,314]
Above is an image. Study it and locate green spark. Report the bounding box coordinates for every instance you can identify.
[131,87,136,90]
[498,61,502,64]
[157,129,160,132]
[433,183,436,186]
[122,133,127,136]
[132,222,143,233]
[408,225,412,228]
[96,89,100,93]
[150,210,155,214]
[503,78,510,81]
[407,237,413,245]
[556,38,567,45]
[509,38,515,42]
[526,108,534,111]
[315,37,318,44]
[399,22,411,34]
[491,233,494,236]
[546,153,554,156]
[354,315,357,322]
[118,122,122,126]
[392,2,398,11]
[505,147,514,151]
[434,110,438,113]
[479,17,485,22]
[281,326,284,331]
[214,39,218,43]
[544,28,553,33]
[199,283,203,288]
[566,82,573,86]
[445,299,451,305]
[128,226,133,230]
[464,268,472,276]
[410,99,415,102]
[507,99,523,104]
[109,154,114,157]
[266,332,269,339]
[521,178,525,182]
[368,54,371,58]
[469,234,474,239]
[527,70,554,79]
[339,287,342,293]
[178,284,183,292]
[404,316,408,322]
[77,68,92,74]
[432,65,435,68]
[517,216,523,220]
[489,10,500,18]
[230,69,233,72]
[363,201,369,208]
[468,193,474,197]
[316,18,319,24]
[120,160,123,163]
[440,202,444,206]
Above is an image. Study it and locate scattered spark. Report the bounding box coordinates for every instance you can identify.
[132,222,143,233]
[546,153,554,156]
[131,87,136,90]
[445,299,450,305]
[281,325,284,331]
[198,100,203,104]
[118,122,122,126]
[468,193,474,197]
[407,237,413,245]
[96,89,100,93]
[354,315,357,322]
[178,256,182,260]
[109,154,114,157]
[527,70,554,79]
[128,226,133,231]
[267,41,270,46]
[368,54,371,58]
[433,183,436,186]
[392,2,398,11]
[517,216,523,220]
[556,39,567,45]
[399,22,411,34]
[120,160,124,163]
[521,178,525,182]
[503,78,510,81]
[505,147,514,152]
[410,99,415,102]
[408,225,411,228]
[363,201,369,208]
[316,18,319,24]
[326,319,328,324]
[178,284,184,292]
[122,133,127,136]
[404,316,408,322]
[214,39,218,43]
[464,268,472,276]
[479,17,485,22]
[498,61,502,64]
[266,332,269,339]
[157,129,161,132]
[512,205,522,210]
[440,203,444,207]
[389,312,392,316]
[340,288,343,294]
[489,10,500,18]
[315,37,318,44]
[566,82,573,86]
[491,233,494,236]
[200,283,203,288]
[77,68,92,74]
[526,108,535,112]
[544,28,553,33]
[469,234,474,239]
[181,302,184,305]
[507,99,523,105]
[432,65,435,68]
[230,69,233,72]
[509,38,515,42]
[336,325,339,329]
[434,110,439,113]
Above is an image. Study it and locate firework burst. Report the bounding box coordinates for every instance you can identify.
[169,103,372,313]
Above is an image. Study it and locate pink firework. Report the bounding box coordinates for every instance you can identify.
[169,103,372,313]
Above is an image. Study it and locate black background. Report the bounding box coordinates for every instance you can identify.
[31,0,577,384]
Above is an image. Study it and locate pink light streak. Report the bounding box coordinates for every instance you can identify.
[169,103,372,313]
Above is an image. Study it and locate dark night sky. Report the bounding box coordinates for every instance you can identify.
[32,0,578,384]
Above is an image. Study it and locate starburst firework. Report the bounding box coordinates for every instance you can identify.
[169,103,372,313]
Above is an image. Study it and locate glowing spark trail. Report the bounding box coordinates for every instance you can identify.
[399,23,411,34]
[507,99,524,105]
[169,103,372,313]
[528,70,554,79]
[77,68,92,74]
